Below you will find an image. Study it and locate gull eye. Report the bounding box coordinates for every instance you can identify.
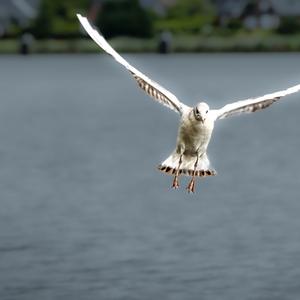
[206,110,208,114]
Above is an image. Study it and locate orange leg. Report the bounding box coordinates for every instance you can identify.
[172,155,183,189]
[186,157,199,193]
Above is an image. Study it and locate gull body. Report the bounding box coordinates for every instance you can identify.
[157,102,217,192]
[164,104,214,167]
[77,14,300,193]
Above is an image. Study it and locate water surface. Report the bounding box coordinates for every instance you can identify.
[1,53,300,300]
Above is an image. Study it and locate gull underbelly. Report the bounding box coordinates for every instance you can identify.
[179,126,211,155]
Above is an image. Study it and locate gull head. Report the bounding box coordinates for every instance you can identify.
[193,102,209,123]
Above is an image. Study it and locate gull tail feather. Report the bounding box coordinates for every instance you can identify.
[158,151,217,177]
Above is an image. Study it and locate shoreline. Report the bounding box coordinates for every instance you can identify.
[1,34,300,54]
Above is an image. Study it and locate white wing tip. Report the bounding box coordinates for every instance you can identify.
[76,13,86,22]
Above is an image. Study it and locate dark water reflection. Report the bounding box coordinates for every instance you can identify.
[1,53,300,300]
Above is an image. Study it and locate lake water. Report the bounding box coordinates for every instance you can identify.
[1,53,300,300]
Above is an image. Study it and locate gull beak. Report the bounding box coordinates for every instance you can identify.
[194,108,205,123]
[198,115,204,123]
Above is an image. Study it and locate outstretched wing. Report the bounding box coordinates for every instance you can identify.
[213,84,300,120]
[77,14,190,115]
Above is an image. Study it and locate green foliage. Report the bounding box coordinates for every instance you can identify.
[155,15,214,34]
[97,0,153,38]
[32,0,153,39]
[32,0,54,38]
[226,19,243,31]
[158,0,215,34]
[167,0,215,19]
[277,17,300,35]
[32,0,88,38]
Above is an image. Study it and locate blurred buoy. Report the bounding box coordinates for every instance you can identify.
[158,31,172,54]
[19,32,34,55]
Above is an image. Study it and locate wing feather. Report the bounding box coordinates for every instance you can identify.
[215,84,300,120]
[77,14,189,115]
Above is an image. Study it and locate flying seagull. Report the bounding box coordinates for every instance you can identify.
[77,14,300,193]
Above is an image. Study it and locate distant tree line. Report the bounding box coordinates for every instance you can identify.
[29,0,154,38]
[29,0,215,39]
[4,0,300,39]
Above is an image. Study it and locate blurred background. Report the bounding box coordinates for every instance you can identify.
[1,1,300,300]
[1,0,300,53]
